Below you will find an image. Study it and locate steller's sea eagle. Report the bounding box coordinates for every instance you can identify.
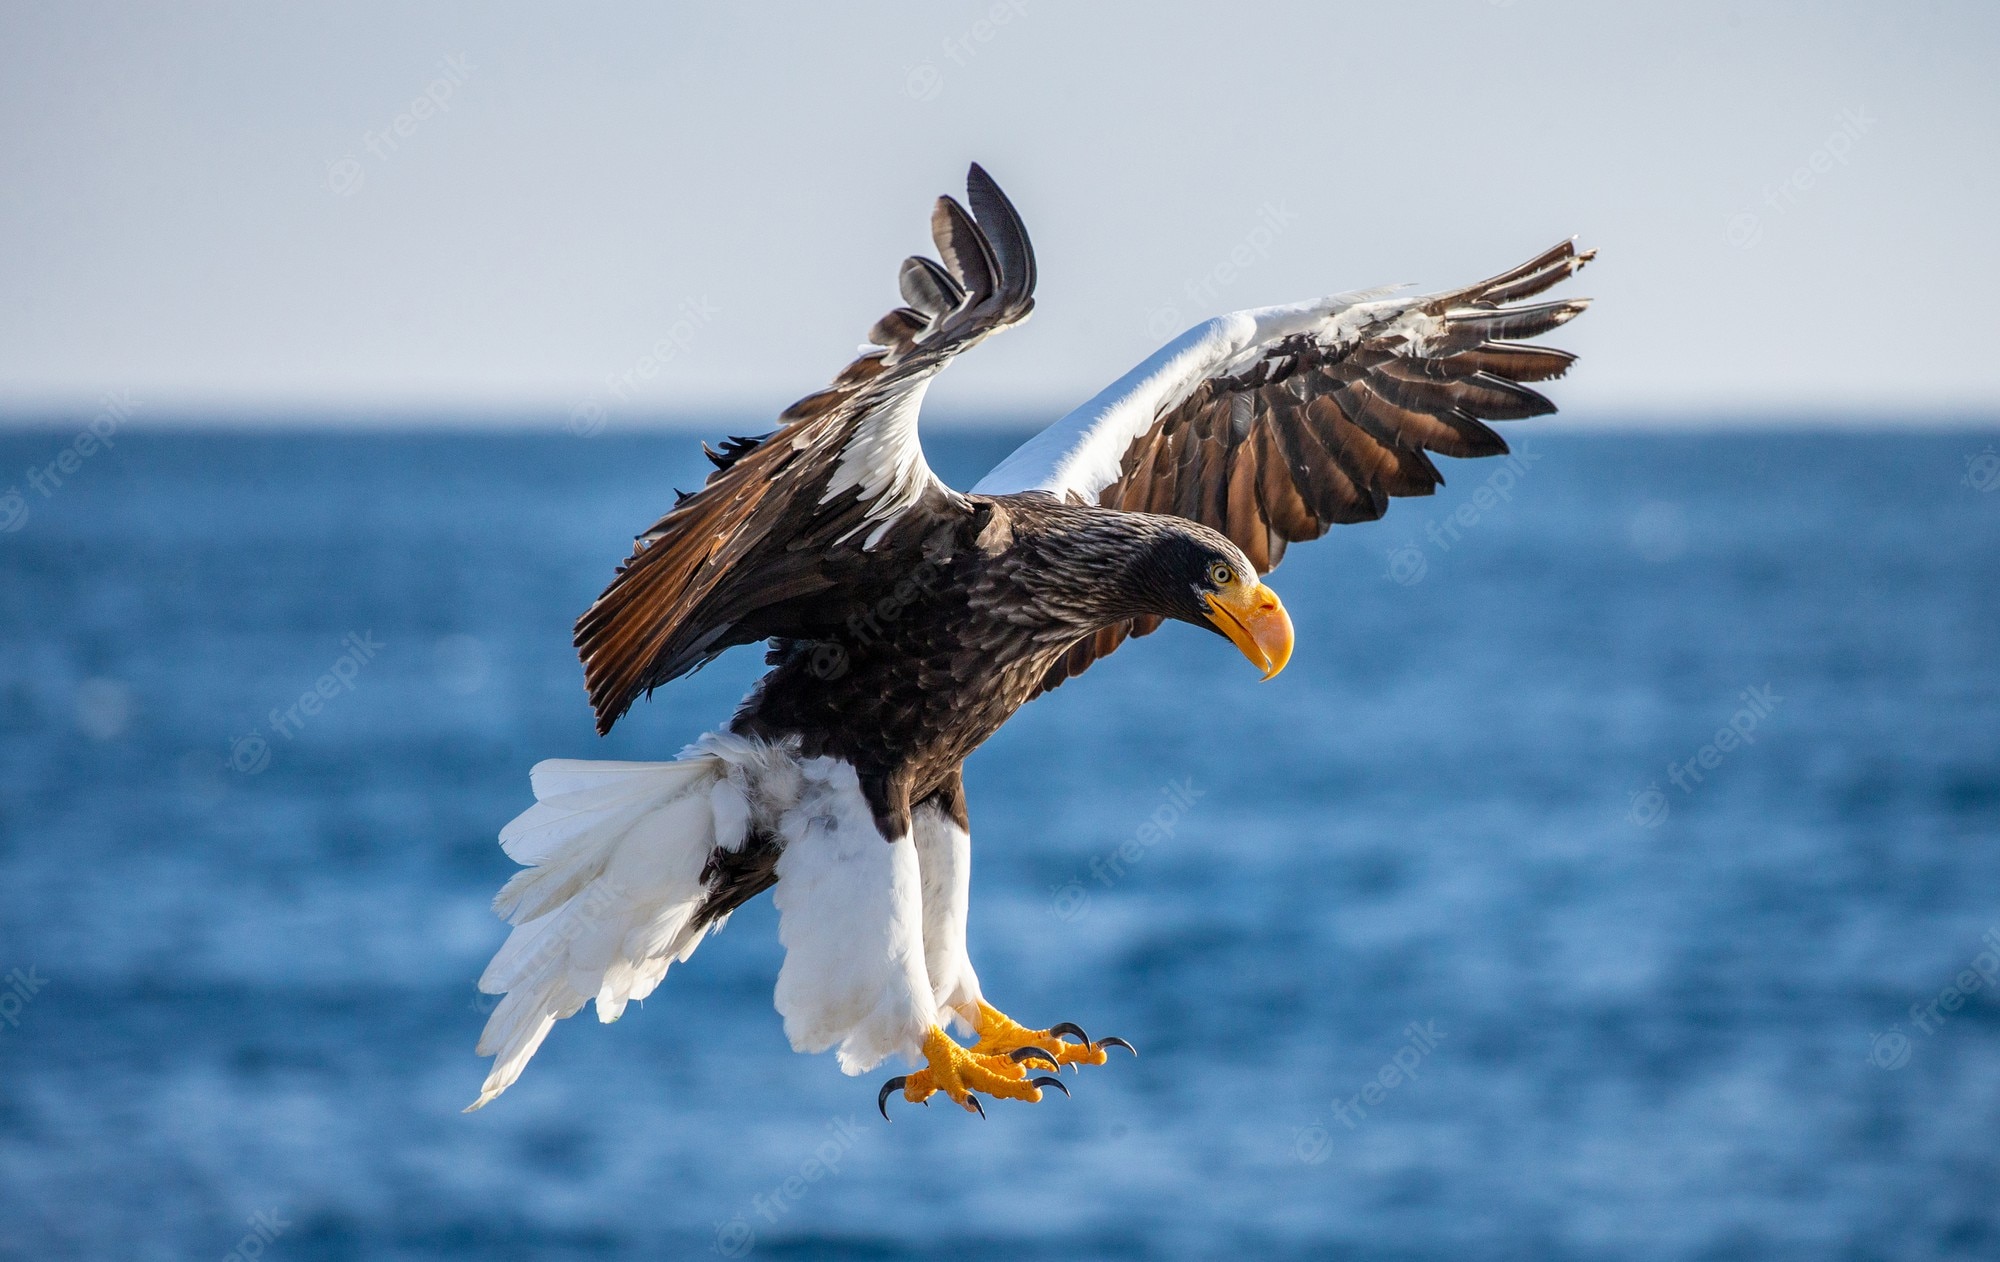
[468,165,1592,1116]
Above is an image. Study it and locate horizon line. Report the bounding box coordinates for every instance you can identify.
[0,405,1997,435]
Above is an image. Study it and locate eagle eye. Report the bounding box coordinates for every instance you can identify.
[1207,561,1235,588]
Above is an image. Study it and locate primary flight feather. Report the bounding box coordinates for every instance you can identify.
[468,164,1593,1115]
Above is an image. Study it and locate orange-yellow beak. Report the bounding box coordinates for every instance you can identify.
[1203,581,1294,680]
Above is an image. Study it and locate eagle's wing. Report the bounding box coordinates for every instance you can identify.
[972,239,1593,694]
[576,164,1036,733]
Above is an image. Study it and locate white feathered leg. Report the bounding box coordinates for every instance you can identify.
[906,790,1134,1078]
[912,799,985,1037]
[771,758,937,1075]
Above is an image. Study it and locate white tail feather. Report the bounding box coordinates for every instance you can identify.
[466,734,810,1111]
[467,753,740,1111]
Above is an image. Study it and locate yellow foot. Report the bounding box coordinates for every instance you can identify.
[966,1000,1139,1071]
[878,1027,1070,1119]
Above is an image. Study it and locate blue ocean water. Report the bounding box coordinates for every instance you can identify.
[1,428,1997,1260]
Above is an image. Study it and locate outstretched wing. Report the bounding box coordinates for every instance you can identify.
[972,239,1593,693]
[575,164,1037,733]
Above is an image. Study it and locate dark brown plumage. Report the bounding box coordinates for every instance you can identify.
[471,164,1593,1113]
[573,163,1589,866]
[687,498,1257,931]
[1045,240,1594,692]
[572,164,1035,731]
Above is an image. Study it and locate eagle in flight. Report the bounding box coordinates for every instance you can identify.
[469,165,1592,1116]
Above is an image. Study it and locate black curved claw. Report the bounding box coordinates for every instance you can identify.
[1009,1046,1060,1069]
[1046,1021,1091,1045]
[967,1095,987,1119]
[877,1076,907,1121]
[1030,1074,1070,1098]
[1094,1035,1138,1057]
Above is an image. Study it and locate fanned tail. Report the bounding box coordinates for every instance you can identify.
[466,754,745,1110]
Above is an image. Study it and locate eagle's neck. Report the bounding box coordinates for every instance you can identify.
[994,503,1197,635]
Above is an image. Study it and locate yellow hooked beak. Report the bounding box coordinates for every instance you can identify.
[1203,581,1294,680]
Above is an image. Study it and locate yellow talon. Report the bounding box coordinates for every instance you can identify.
[877,1006,1134,1118]
[888,1027,1049,1116]
[966,1000,1125,1069]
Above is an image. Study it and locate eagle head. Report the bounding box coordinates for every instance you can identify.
[1123,519,1295,680]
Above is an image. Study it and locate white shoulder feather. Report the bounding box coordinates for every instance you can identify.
[972,287,1407,501]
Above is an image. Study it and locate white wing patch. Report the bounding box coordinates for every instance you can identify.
[972,286,1411,503]
[819,377,960,549]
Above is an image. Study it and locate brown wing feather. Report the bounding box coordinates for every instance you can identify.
[1033,239,1593,697]
[577,164,1037,733]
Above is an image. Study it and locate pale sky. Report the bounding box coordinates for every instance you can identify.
[1,1,1994,426]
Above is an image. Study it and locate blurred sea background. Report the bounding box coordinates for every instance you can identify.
[1,424,1997,1261]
